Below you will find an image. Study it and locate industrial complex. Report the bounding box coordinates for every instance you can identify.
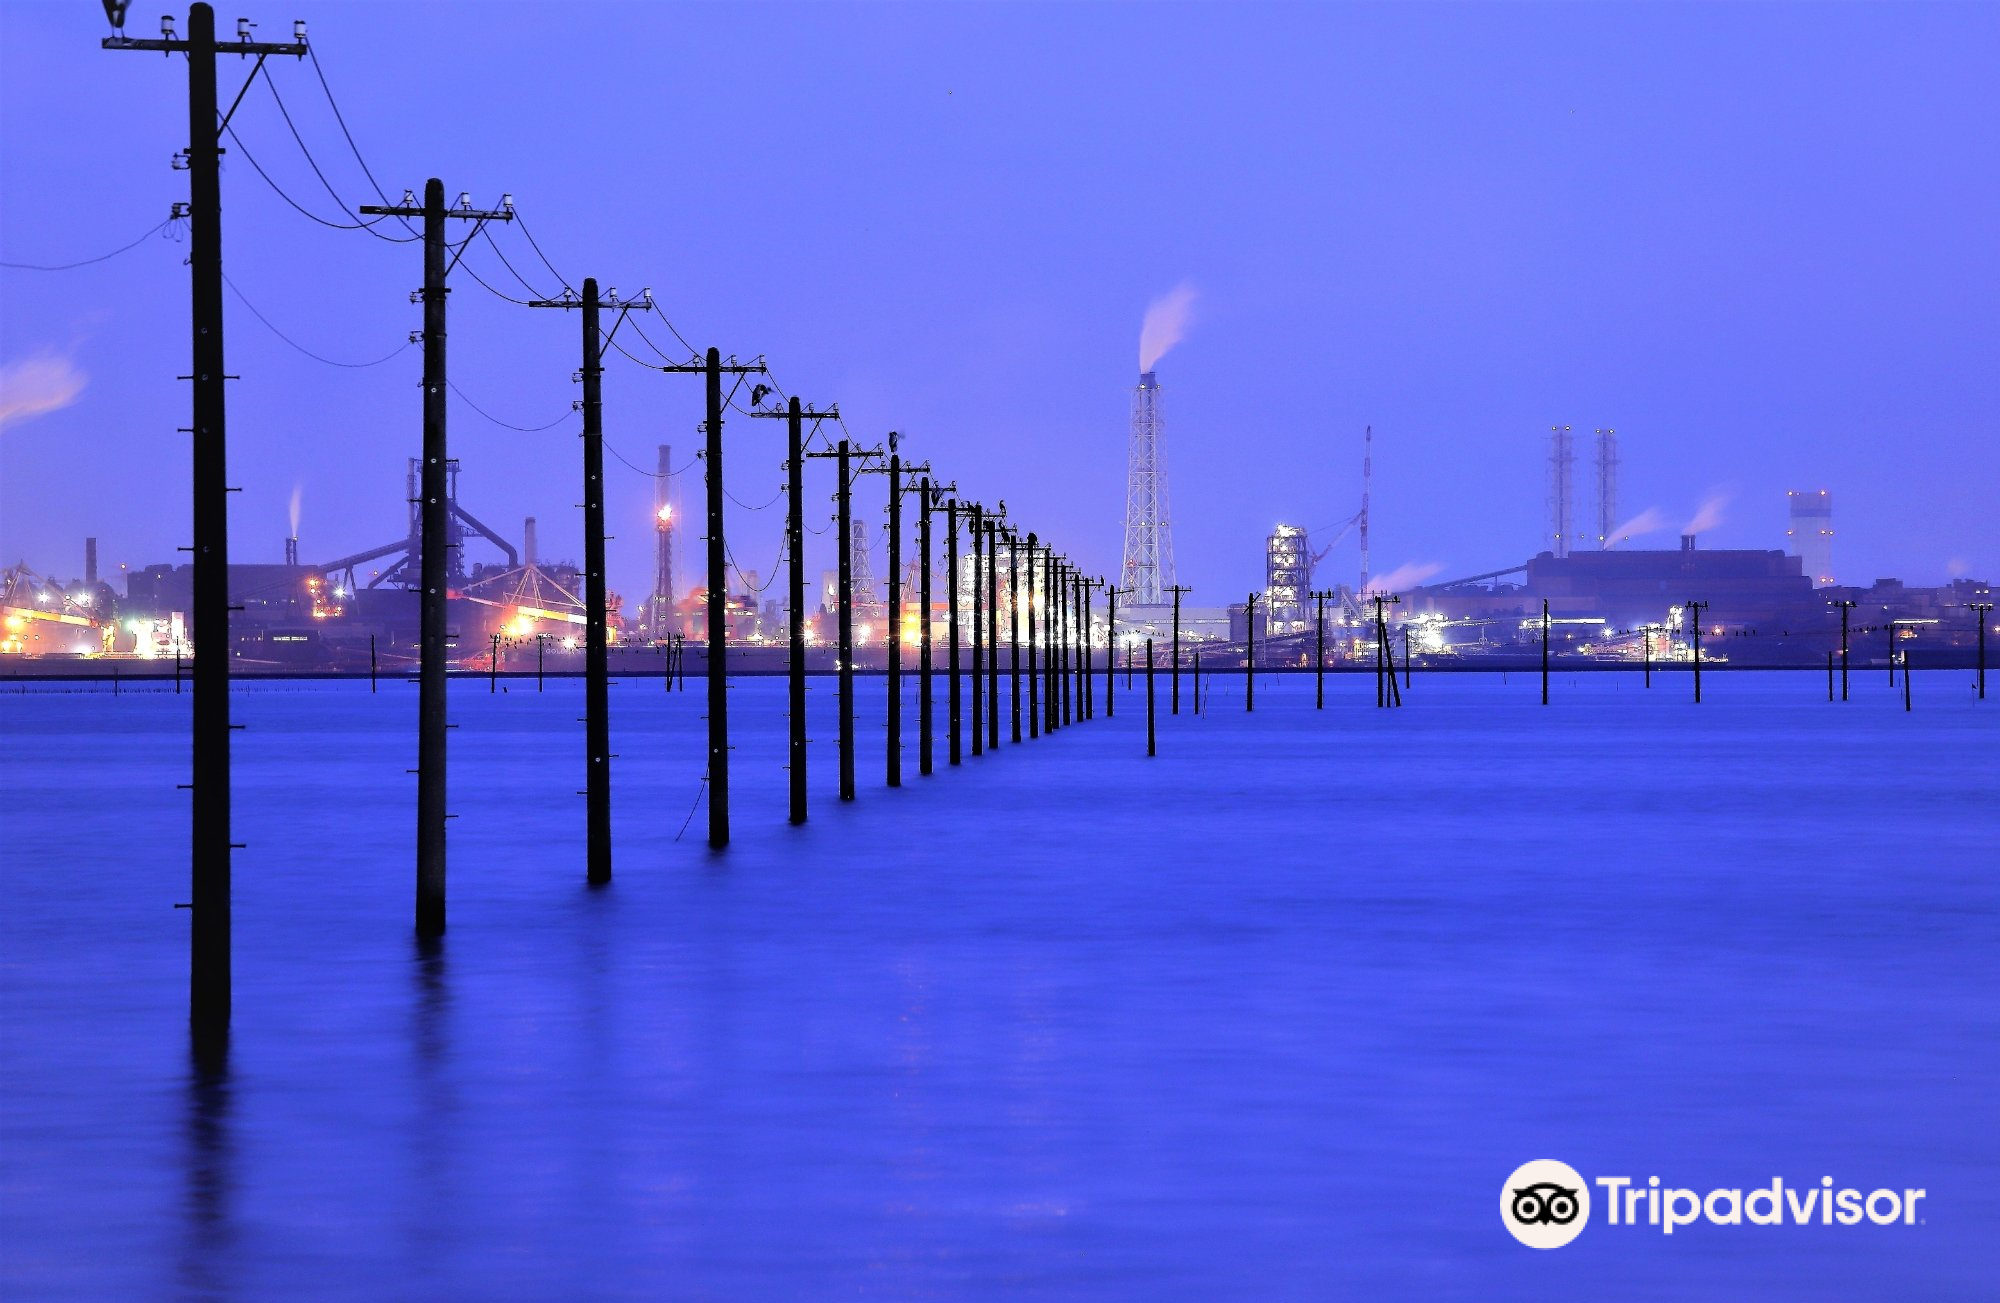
[3,385,1989,675]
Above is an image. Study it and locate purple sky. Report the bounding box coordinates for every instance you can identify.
[3,1,1995,604]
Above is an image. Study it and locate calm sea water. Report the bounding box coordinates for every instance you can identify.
[3,668,1996,1300]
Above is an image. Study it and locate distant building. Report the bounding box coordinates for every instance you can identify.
[1787,489,1835,587]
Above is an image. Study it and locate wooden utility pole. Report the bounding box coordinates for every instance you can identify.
[1972,602,1993,700]
[968,503,984,758]
[916,474,946,775]
[1310,589,1335,709]
[104,2,307,1036]
[1831,599,1856,701]
[1032,531,1048,731]
[1541,598,1551,705]
[1008,525,1023,743]
[1686,599,1710,703]
[807,438,878,799]
[944,494,963,762]
[1104,584,1119,717]
[750,396,836,822]
[1081,576,1103,720]
[1167,583,1191,715]
[530,282,665,871]
[361,180,513,930]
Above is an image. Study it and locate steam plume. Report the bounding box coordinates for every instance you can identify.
[1684,491,1730,535]
[1365,561,1444,594]
[1139,282,1198,372]
[0,352,87,431]
[1604,507,1665,548]
[288,484,303,538]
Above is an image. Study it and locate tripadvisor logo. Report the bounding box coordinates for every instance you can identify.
[1502,1160,1591,1248]
[1501,1160,1927,1247]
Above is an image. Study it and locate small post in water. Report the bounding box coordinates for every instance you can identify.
[1146,637,1156,757]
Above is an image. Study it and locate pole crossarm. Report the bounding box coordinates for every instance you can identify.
[648,355,767,376]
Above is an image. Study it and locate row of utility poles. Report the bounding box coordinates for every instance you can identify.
[98,1,1997,1050]
[111,3,1119,1039]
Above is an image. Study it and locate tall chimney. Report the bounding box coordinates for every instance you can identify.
[85,537,98,586]
[284,536,299,566]
[1680,534,1696,553]
[523,517,538,569]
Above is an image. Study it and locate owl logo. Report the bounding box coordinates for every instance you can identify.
[1501,1160,1591,1247]
[1511,1182,1581,1226]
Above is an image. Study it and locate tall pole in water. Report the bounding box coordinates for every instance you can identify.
[751,394,832,823]
[1051,555,1064,729]
[529,281,668,867]
[1146,637,1157,756]
[885,446,903,787]
[1245,592,1258,712]
[946,495,963,761]
[103,7,306,1033]
[1541,598,1551,706]
[1167,584,1190,714]
[987,515,1001,750]
[1833,599,1855,701]
[1972,602,1993,700]
[361,181,510,933]
[787,403,806,820]
[1687,599,1709,703]
[1311,589,1333,709]
[1082,576,1102,720]
[918,475,935,776]
[837,441,856,797]
[1064,564,1078,725]
[969,504,984,758]
[1009,527,1023,743]
[787,402,807,819]
[647,347,761,844]
[1643,624,1652,688]
[699,349,729,846]
[583,289,613,874]
[1105,585,1119,717]
[1026,534,1041,740]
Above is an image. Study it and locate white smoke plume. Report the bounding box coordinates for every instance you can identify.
[0,352,87,431]
[1138,282,1198,372]
[1365,561,1444,594]
[1604,507,1666,548]
[1684,491,1730,536]
[289,484,303,539]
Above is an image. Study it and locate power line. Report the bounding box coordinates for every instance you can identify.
[605,440,698,479]
[445,378,574,432]
[256,62,413,243]
[511,208,573,292]
[478,224,552,299]
[222,272,411,367]
[1,215,178,270]
[304,44,417,236]
[221,119,386,232]
[455,256,538,306]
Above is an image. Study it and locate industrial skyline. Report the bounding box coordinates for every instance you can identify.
[4,2,1995,609]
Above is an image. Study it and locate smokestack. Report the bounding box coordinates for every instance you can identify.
[285,536,299,566]
[1680,534,1696,553]
[84,537,97,586]
[524,517,538,569]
